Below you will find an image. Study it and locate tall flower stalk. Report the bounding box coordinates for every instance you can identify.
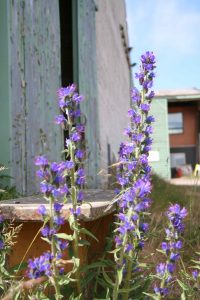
[149,204,187,299]
[112,51,156,300]
[57,84,85,296]
[30,84,86,298]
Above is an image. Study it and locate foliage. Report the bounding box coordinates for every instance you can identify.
[0,165,19,200]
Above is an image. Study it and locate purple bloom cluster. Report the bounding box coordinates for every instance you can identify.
[115,52,156,258]
[154,204,187,297]
[27,251,53,279]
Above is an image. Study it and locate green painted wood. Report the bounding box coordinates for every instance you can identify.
[9,0,62,195]
[0,1,11,179]
[75,0,100,188]
[150,98,171,179]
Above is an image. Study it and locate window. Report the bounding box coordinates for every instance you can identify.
[168,112,183,134]
[170,153,186,168]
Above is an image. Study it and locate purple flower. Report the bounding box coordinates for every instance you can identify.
[55,115,66,125]
[139,223,149,233]
[125,244,133,253]
[41,226,56,238]
[140,103,150,112]
[54,202,63,213]
[70,132,81,142]
[50,162,59,172]
[54,216,65,226]
[38,205,47,216]
[0,215,4,224]
[146,91,155,100]
[57,85,76,100]
[192,270,199,280]
[76,124,85,133]
[146,115,155,123]
[58,239,69,251]
[77,191,84,201]
[65,161,75,170]
[27,251,53,279]
[167,263,175,273]
[131,87,141,104]
[170,252,180,262]
[35,156,49,167]
[72,93,84,103]
[76,168,85,185]
[75,149,85,159]
[0,240,4,250]
[70,207,81,216]
[40,182,53,194]
[156,263,166,277]
[115,235,122,246]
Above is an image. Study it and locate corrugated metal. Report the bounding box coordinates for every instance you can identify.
[9,0,62,195]
[75,0,100,188]
[150,98,171,179]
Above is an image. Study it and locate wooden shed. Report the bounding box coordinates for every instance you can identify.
[0,0,131,195]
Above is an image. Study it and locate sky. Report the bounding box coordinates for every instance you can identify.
[126,0,200,91]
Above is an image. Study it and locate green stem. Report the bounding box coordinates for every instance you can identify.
[49,196,62,299]
[68,112,82,297]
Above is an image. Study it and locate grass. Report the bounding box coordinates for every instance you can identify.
[146,174,200,269]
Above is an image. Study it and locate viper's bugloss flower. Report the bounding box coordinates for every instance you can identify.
[0,240,4,250]
[0,215,4,224]
[35,156,49,167]
[27,252,53,279]
[192,270,199,280]
[38,205,47,216]
[54,202,63,213]
[55,115,66,125]
[154,204,187,297]
[54,216,65,226]
[70,207,81,217]
[113,52,156,298]
[75,149,85,160]
[41,226,56,238]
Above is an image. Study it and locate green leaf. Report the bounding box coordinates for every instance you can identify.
[181,292,186,300]
[177,279,189,291]
[41,237,51,244]
[79,228,98,241]
[55,233,74,241]
[143,292,159,300]
[102,267,114,287]
[78,239,90,246]
[117,268,123,286]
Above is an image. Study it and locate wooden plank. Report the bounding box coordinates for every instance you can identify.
[9,0,62,195]
[0,189,116,221]
[0,0,11,180]
[75,0,100,188]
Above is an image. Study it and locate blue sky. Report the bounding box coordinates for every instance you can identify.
[126,0,200,91]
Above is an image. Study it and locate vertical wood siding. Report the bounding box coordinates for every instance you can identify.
[9,0,62,195]
[76,0,100,188]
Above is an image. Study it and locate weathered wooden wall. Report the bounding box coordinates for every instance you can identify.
[75,0,100,188]
[9,0,62,195]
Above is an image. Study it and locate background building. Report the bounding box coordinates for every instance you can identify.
[151,88,200,178]
[0,0,132,195]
